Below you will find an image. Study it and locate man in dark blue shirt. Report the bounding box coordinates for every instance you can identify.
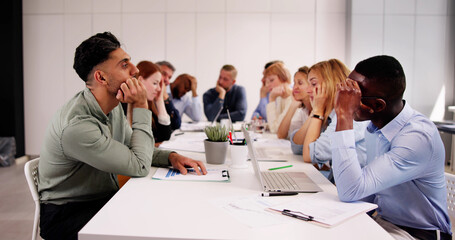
[203,65,247,122]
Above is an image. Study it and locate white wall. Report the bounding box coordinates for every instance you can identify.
[350,0,453,119]
[22,0,453,155]
[23,0,347,155]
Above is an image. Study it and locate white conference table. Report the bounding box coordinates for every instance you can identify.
[79,132,393,240]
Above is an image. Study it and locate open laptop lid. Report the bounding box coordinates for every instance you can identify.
[242,126,267,191]
[242,125,323,193]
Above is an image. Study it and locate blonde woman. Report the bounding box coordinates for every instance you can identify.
[265,62,293,133]
[290,59,367,180]
[277,66,312,139]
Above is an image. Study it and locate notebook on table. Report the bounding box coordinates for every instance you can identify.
[242,127,322,193]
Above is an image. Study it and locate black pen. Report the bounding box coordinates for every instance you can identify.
[281,209,314,221]
[261,192,298,197]
[174,132,184,136]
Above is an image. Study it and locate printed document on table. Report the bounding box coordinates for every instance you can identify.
[210,196,291,228]
[159,133,206,152]
[152,168,230,182]
[269,192,378,227]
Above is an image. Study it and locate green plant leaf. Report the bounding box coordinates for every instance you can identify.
[204,124,228,142]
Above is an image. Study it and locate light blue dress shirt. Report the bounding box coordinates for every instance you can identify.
[290,110,368,168]
[330,102,451,234]
[170,92,202,122]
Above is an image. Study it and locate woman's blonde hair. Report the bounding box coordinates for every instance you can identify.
[264,62,291,84]
[308,59,350,126]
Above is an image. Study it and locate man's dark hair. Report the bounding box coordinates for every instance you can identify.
[354,55,406,101]
[73,32,121,82]
[156,61,176,72]
[264,60,283,70]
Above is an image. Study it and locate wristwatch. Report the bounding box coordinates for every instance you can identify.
[311,114,324,120]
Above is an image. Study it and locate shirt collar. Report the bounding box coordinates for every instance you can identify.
[367,100,413,142]
[83,88,109,123]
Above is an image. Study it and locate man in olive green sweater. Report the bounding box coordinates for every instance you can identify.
[38,32,207,240]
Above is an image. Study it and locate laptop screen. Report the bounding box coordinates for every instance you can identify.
[242,126,266,189]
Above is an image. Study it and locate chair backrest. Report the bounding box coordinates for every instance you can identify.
[445,172,455,220]
[24,158,40,202]
[24,157,40,240]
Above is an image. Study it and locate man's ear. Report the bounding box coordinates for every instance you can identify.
[94,70,107,85]
[373,98,386,113]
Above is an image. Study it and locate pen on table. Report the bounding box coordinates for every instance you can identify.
[281,209,314,221]
[174,132,184,136]
[228,131,233,144]
[261,192,298,197]
[268,165,293,171]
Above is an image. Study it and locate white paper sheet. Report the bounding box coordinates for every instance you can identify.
[159,133,206,152]
[269,192,378,227]
[255,138,291,148]
[210,196,291,228]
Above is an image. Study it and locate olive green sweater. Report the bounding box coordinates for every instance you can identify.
[38,88,172,205]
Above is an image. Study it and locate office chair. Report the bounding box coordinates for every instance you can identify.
[445,172,455,233]
[24,158,40,240]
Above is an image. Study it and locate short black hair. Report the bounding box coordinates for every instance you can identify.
[354,55,406,100]
[264,60,282,70]
[73,32,121,82]
[156,61,176,72]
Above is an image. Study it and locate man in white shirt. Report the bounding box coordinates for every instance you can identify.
[169,73,202,122]
[157,61,202,122]
[331,55,451,240]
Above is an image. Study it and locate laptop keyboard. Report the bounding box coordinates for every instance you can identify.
[261,172,300,191]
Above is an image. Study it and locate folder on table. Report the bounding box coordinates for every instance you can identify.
[152,168,230,182]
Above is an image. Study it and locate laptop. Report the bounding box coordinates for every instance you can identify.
[242,127,322,193]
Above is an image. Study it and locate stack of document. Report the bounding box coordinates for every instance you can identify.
[269,192,378,227]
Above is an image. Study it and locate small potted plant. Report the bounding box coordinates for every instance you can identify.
[203,124,229,164]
